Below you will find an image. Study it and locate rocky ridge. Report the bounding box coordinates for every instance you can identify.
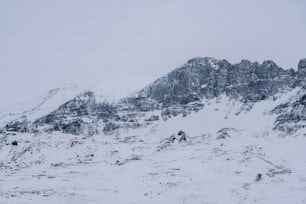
[2,57,306,136]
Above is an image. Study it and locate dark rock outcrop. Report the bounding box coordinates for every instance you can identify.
[272,88,306,134]
[298,58,306,79]
[123,57,296,111]
[5,116,29,133]
[32,91,119,135]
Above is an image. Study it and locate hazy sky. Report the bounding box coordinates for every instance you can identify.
[1,0,306,109]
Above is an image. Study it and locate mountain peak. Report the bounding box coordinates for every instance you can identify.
[186,57,219,69]
[262,60,278,68]
[298,58,306,71]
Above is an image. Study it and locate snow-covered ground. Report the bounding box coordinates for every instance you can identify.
[1,128,306,204]
[1,91,306,204]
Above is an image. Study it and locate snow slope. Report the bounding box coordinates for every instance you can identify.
[0,85,81,126]
[1,88,306,204]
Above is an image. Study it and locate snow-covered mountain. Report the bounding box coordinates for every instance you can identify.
[0,84,81,130]
[1,57,306,204]
[2,57,306,136]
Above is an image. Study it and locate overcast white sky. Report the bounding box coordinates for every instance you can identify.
[1,0,306,110]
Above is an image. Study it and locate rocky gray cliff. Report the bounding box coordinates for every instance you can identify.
[297,58,306,80]
[2,57,306,136]
[32,91,119,135]
[272,87,306,134]
[122,57,297,111]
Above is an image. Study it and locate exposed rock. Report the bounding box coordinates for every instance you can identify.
[272,89,306,134]
[255,173,262,182]
[5,116,29,133]
[144,115,159,122]
[298,58,306,79]
[31,92,119,135]
[216,128,238,139]
[158,131,188,151]
[298,58,306,71]
[11,141,18,146]
[103,122,120,134]
[123,57,296,112]
[178,130,187,142]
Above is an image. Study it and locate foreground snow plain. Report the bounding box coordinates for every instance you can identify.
[1,94,306,204]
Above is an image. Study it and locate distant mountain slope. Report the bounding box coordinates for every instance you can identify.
[1,85,81,132]
[2,57,306,136]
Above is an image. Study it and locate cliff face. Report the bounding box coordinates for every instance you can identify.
[125,57,296,110]
[298,58,306,79]
[272,88,306,134]
[32,91,119,135]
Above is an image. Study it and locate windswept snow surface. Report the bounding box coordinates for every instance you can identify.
[1,90,306,204]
